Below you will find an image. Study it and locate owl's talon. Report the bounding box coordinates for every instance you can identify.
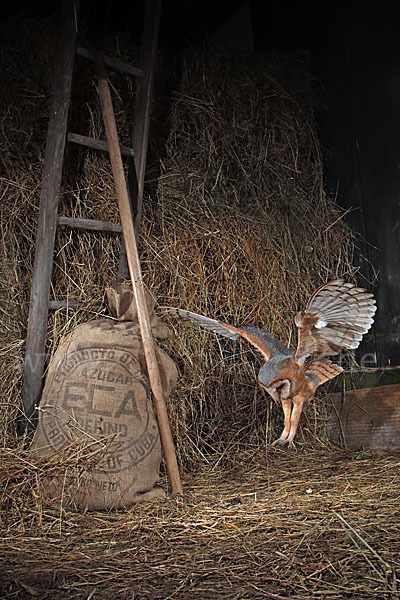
[271,437,287,447]
[271,438,296,450]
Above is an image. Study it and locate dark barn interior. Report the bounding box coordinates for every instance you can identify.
[1,1,400,598]
[88,0,400,366]
[95,0,400,366]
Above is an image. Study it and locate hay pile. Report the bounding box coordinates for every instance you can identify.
[141,50,356,463]
[0,17,356,461]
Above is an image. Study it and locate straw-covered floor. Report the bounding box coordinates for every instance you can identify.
[1,13,397,600]
[2,449,400,598]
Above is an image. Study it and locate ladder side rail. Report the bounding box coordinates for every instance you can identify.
[22,0,79,420]
[117,156,138,281]
[118,0,162,280]
[131,0,162,237]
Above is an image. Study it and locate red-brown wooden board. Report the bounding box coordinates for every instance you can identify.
[328,384,400,451]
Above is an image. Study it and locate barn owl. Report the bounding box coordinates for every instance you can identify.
[163,280,376,448]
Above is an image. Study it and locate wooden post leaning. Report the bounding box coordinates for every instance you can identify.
[96,56,183,495]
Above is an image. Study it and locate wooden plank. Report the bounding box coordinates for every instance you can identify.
[67,132,135,157]
[22,0,78,421]
[328,384,400,451]
[96,52,183,495]
[131,0,162,237]
[77,46,143,77]
[57,216,122,232]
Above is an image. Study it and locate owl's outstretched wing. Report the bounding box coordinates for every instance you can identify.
[295,280,376,364]
[162,308,283,361]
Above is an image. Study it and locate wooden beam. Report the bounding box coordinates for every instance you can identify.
[96,53,183,496]
[22,0,79,421]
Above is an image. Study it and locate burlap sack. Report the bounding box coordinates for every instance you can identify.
[30,285,178,510]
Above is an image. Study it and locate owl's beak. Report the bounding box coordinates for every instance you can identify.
[258,378,291,404]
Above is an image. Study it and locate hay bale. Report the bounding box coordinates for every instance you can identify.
[0,17,356,467]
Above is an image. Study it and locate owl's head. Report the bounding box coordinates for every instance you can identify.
[258,357,316,407]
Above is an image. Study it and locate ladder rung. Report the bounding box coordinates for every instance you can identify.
[68,132,135,157]
[77,46,143,77]
[57,216,122,232]
[49,300,104,311]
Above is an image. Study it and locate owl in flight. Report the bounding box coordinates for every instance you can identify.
[164,280,376,448]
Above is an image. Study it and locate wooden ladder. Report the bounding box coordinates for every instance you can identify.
[22,0,162,421]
